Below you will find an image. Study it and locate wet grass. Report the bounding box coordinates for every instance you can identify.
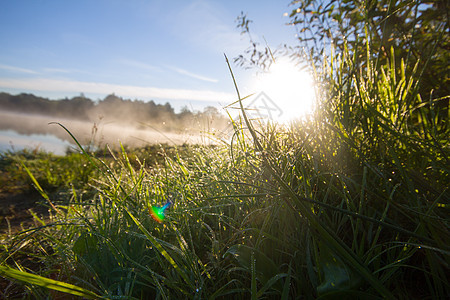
[0,46,449,299]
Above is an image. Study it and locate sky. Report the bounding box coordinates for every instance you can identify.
[0,0,300,112]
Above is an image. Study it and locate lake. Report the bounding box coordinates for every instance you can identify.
[0,129,73,155]
[0,110,212,155]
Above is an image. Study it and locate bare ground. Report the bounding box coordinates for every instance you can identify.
[0,191,50,235]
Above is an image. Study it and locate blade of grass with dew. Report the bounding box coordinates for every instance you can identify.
[20,161,59,214]
[280,264,291,300]
[0,265,105,299]
[250,250,257,300]
[121,206,192,288]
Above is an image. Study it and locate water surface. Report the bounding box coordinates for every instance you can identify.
[0,110,209,155]
[0,129,72,155]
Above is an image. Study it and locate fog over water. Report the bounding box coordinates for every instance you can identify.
[0,110,218,155]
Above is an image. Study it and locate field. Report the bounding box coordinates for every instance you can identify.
[1,46,449,299]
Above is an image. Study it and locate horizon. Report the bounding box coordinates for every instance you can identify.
[0,90,227,114]
[0,0,299,113]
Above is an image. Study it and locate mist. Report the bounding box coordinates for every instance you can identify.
[0,110,229,153]
[0,92,231,153]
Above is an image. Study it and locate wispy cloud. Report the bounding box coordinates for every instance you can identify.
[119,59,218,83]
[42,68,74,74]
[170,66,218,83]
[0,64,38,74]
[0,78,233,102]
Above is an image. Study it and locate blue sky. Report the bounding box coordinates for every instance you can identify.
[0,0,299,112]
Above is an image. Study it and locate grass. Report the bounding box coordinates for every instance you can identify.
[0,42,449,298]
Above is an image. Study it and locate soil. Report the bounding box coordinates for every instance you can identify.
[0,191,54,298]
[0,191,50,235]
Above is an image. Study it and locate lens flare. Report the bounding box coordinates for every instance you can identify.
[149,201,171,223]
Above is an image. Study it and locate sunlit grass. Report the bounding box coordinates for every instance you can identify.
[0,40,449,299]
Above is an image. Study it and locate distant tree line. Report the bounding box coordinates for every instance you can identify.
[0,92,228,131]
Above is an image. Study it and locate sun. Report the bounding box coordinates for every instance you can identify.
[249,57,316,122]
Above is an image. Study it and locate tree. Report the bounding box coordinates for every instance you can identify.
[203,106,219,117]
[288,0,449,98]
[236,1,449,99]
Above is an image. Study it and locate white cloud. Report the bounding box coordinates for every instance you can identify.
[0,64,38,74]
[0,77,234,102]
[169,66,218,83]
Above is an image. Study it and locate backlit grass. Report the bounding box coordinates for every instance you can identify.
[1,43,449,299]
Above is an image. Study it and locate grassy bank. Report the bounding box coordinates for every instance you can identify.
[1,46,449,299]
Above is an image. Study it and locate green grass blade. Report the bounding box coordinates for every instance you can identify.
[281,264,291,300]
[20,161,59,213]
[251,250,257,300]
[122,206,192,287]
[0,265,104,299]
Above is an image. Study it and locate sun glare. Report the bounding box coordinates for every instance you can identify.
[249,58,316,122]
